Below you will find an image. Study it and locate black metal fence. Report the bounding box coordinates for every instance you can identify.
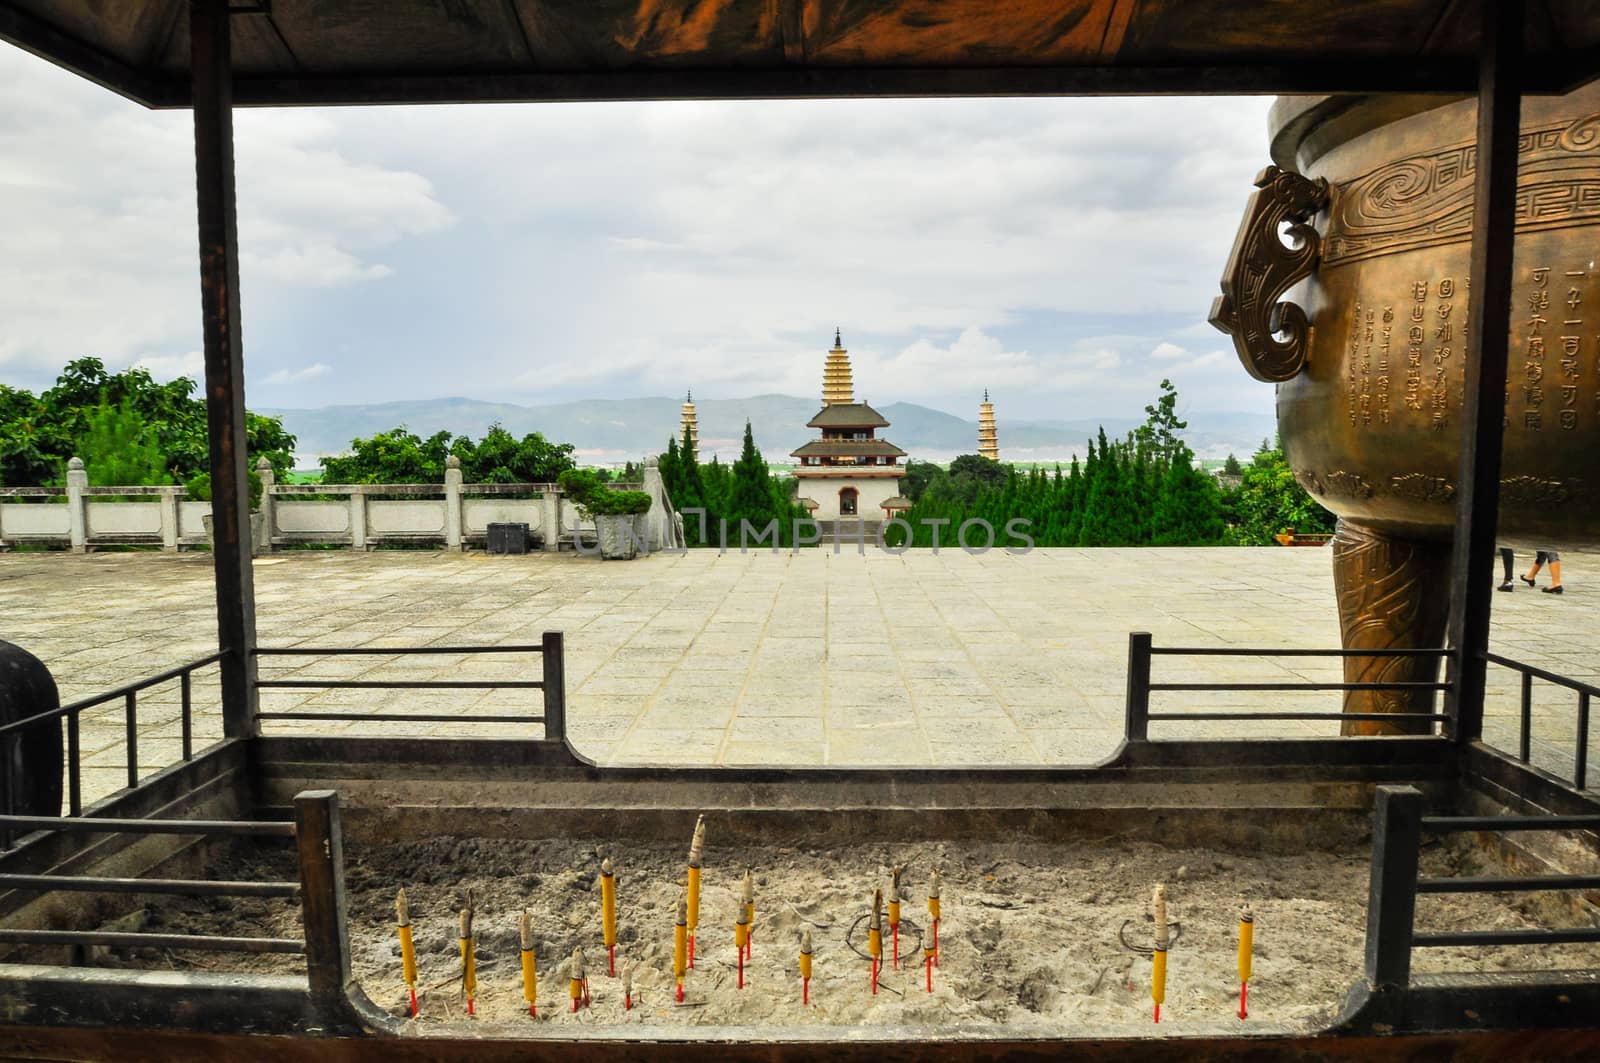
[1485,652,1599,791]
[1123,632,1452,740]
[0,808,301,956]
[0,793,355,1008]
[1364,784,1600,989]
[252,630,566,742]
[0,652,225,818]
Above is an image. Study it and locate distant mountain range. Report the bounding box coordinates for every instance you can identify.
[260,395,1278,468]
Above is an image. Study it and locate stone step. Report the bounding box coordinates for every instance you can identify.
[810,520,883,545]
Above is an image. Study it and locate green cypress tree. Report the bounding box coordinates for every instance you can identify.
[728,421,772,530]
[1151,443,1227,545]
[660,435,681,496]
[79,397,170,487]
[678,422,706,535]
[1062,455,1084,544]
[1078,429,1119,546]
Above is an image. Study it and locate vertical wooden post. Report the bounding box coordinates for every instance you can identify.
[191,0,258,737]
[294,790,352,1010]
[1125,632,1152,742]
[542,631,567,744]
[1364,785,1422,991]
[1444,0,1524,744]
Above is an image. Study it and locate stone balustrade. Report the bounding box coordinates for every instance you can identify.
[0,456,678,555]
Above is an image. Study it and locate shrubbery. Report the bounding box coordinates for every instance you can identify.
[557,468,650,515]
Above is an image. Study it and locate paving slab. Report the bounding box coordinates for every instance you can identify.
[0,544,1594,806]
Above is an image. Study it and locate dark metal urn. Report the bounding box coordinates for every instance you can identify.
[1212,86,1600,733]
[0,640,63,817]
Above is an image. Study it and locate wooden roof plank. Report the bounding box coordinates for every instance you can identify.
[3,0,1598,108]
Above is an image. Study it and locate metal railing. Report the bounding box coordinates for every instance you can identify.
[0,810,302,956]
[0,789,362,1032]
[1364,784,1600,990]
[0,653,225,818]
[252,631,566,741]
[1485,652,1599,790]
[1123,632,1452,740]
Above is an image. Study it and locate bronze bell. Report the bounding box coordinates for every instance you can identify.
[1211,85,1600,733]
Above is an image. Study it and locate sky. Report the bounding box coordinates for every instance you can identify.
[0,42,1277,425]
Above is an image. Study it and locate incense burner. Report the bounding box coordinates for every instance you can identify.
[1211,85,1600,732]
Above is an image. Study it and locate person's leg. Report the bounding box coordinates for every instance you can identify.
[1543,550,1563,593]
[1500,547,1514,588]
[1524,549,1547,585]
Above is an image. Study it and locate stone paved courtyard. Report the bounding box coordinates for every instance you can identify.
[1,545,1594,806]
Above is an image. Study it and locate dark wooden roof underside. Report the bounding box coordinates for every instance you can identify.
[3,1,1598,109]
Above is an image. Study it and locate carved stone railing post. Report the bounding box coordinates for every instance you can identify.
[444,456,463,551]
[349,487,367,551]
[65,457,88,553]
[541,490,561,553]
[255,457,275,554]
[159,487,180,552]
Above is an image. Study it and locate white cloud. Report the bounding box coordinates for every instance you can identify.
[245,245,393,287]
[867,327,1036,399]
[132,350,204,382]
[263,363,332,386]
[0,47,451,386]
[0,41,1276,422]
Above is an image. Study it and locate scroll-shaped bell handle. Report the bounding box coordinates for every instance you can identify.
[1208,165,1330,383]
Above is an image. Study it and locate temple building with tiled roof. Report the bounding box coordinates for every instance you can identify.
[791,331,908,523]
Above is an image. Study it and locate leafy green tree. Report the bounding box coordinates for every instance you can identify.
[1222,453,1243,477]
[0,386,55,486]
[459,424,576,483]
[1136,378,1188,468]
[320,427,456,483]
[318,423,575,484]
[940,453,1008,505]
[0,357,294,485]
[901,459,943,503]
[1227,438,1334,544]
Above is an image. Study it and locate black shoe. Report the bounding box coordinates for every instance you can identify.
[1521,575,1537,587]
[1543,585,1564,594]
[1498,582,1513,592]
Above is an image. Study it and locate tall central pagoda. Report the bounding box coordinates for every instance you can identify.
[791,330,910,524]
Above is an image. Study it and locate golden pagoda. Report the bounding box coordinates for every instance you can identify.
[679,390,699,462]
[822,328,854,407]
[978,389,1000,461]
[792,331,909,524]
